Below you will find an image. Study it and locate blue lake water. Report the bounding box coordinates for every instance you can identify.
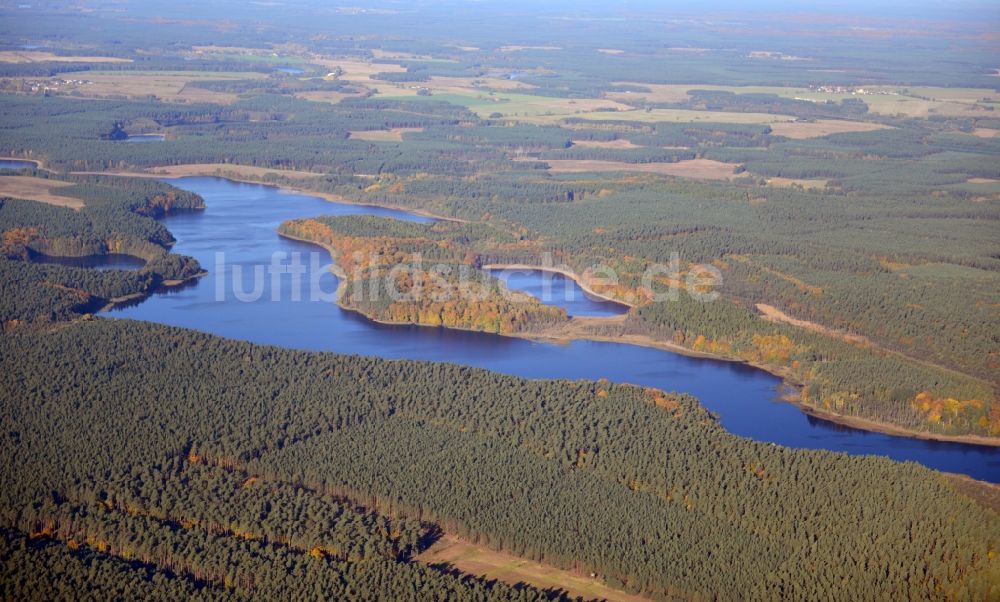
[487,268,629,317]
[111,176,1000,482]
[126,134,165,142]
[32,252,146,271]
[0,160,36,169]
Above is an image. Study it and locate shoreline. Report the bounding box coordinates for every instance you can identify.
[71,167,466,224]
[482,262,635,309]
[0,156,43,168]
[100,270,207,312]
[274,183,467,224]
[77,166,1000,449]
[797,405,1000,448]
[281,234,1000,449]
[522,321,1000,448]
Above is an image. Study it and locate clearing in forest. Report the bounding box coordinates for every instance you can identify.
[295,90,365,105]
[570,139,641,149]
[537,158,737,180]
[417,534,649,602]
[766,177,828,190]
[0,176,84,209]
[576,108,794,125]
[971,128,1000,138]
[309,56,407,82]
[756,303,870,346]
[768,119,889,138]
[375,89,629,121]
[349,128,424,141]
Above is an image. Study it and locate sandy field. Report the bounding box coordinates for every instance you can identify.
[536,158,737,179]
[417,534,649,602]
[0,51,131,64]
[570,138,640,149]
[349,127,424,141]
[756,303,869,345]
[308,56,407,83]
[0,176,83,209]
[766,177,829,190]
[971,128,1000,138]
[769,119,889,139]
[8,71,266,104]
[577,108,794,125]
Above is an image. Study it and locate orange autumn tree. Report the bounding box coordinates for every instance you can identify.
[279,217,567,335]
[911,391,993,432]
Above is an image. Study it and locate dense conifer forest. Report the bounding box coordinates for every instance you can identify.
[3,94,994,417]
[280,207,998,436]
[1,319,998,600]
[0,176,204,327]
[280,216,568,334]
[1,0,998,598]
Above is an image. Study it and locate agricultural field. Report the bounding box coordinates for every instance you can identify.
[768,119,890,138]
[1,70,267,103]
[375,89,631,120]
[570,138,641,149]
[608,82,1000,118]
[575,108,796,124]
[309,56,408,81]
[764,176,829,190]
[0,175,83,208]
[0,51,131,63]
[530,158,739,179]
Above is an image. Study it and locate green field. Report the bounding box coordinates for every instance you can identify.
[576,107,795,124]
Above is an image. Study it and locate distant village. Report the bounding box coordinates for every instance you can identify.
[3,77,93,95]
[809,85,899,96]
[790,85,901,103]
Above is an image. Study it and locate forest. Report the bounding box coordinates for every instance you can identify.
[0,3,994,436]
[279,200,998,436]
[5,99,993,434]
[1,318,997,600]
[279,216,568,334]
[0,174,205,327]
[622,291,996,434]
[1,0,998,598]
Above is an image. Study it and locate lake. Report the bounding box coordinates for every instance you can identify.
[0,160,36,169]
[32,252,145,271]
[487,268,629,317]
[126,134,165,142]
[110,176,1000,482]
